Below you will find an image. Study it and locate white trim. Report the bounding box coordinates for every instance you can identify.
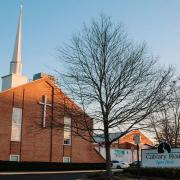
[63,143,71,146]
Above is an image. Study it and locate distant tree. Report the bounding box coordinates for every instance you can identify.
[56,14,173,179]
[146,79,180,147]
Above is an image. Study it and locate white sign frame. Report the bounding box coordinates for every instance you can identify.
[141,148,180,168]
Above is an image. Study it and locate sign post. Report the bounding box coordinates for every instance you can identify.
[133,133,141,179]
[131,146,134,163]
[137,144,140,168]
[133,133,141,168]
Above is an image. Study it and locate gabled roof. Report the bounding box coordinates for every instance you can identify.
[0,76,84,115]
[0,77,52,95]
[93,129,153,145]
[94,132,124,144]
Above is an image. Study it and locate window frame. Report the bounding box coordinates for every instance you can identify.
[63,117,71,145]
[11,107,22,142]
[63,156,71,163]
[63,139,71,146]
[10,154,20,162]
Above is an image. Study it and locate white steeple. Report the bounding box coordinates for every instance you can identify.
[1,5,28,91]
[10,4,23,75]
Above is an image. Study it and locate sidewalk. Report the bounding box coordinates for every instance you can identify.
[0,169,105,175]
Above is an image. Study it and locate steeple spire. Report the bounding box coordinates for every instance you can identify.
[10,5,23,75]
[1,5,28,91]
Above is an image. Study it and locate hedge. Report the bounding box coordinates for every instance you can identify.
[123,167,180,178]
[0,161,106,172]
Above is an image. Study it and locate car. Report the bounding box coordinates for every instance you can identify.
[129,160,142,167]
[111,160,129,169]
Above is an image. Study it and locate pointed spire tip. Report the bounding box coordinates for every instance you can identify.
[20,4,23,12]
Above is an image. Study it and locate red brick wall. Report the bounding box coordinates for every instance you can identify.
[0,78,104,163]
[0,91,13,160]
[10,142,21,154]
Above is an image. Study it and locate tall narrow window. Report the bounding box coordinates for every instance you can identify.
[11,107,22,141]
[64,117,71,145]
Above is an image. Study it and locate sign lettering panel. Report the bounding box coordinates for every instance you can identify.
[142,148,180,168]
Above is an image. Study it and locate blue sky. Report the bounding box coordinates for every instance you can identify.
[0,0,180,84]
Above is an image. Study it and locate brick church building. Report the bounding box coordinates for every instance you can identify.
[0,7,104,163]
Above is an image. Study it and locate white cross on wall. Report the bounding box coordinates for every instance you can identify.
[39,95,52,128]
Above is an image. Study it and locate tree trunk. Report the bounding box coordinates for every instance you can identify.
[104,121,112,180]
[105,141,112,180]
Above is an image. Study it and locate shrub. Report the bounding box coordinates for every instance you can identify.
[0,161,106,172]
[123,167,180,178]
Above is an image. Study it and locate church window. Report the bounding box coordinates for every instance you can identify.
[63,156,71,163]
[11,107,22,142]
[10,155,20,161]
[64,117,71,145]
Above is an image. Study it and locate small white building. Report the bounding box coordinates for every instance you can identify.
[94,130,154,164]
[95,147,137,164]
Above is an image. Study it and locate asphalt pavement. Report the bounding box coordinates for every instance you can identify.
[0,172,90,180]
[0,170,106,180]
[0,169,122,180]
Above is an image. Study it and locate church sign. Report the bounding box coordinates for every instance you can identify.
[142,143,180,168]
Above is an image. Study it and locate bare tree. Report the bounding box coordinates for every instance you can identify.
[56,14,173,178]
[146,79,180,147]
